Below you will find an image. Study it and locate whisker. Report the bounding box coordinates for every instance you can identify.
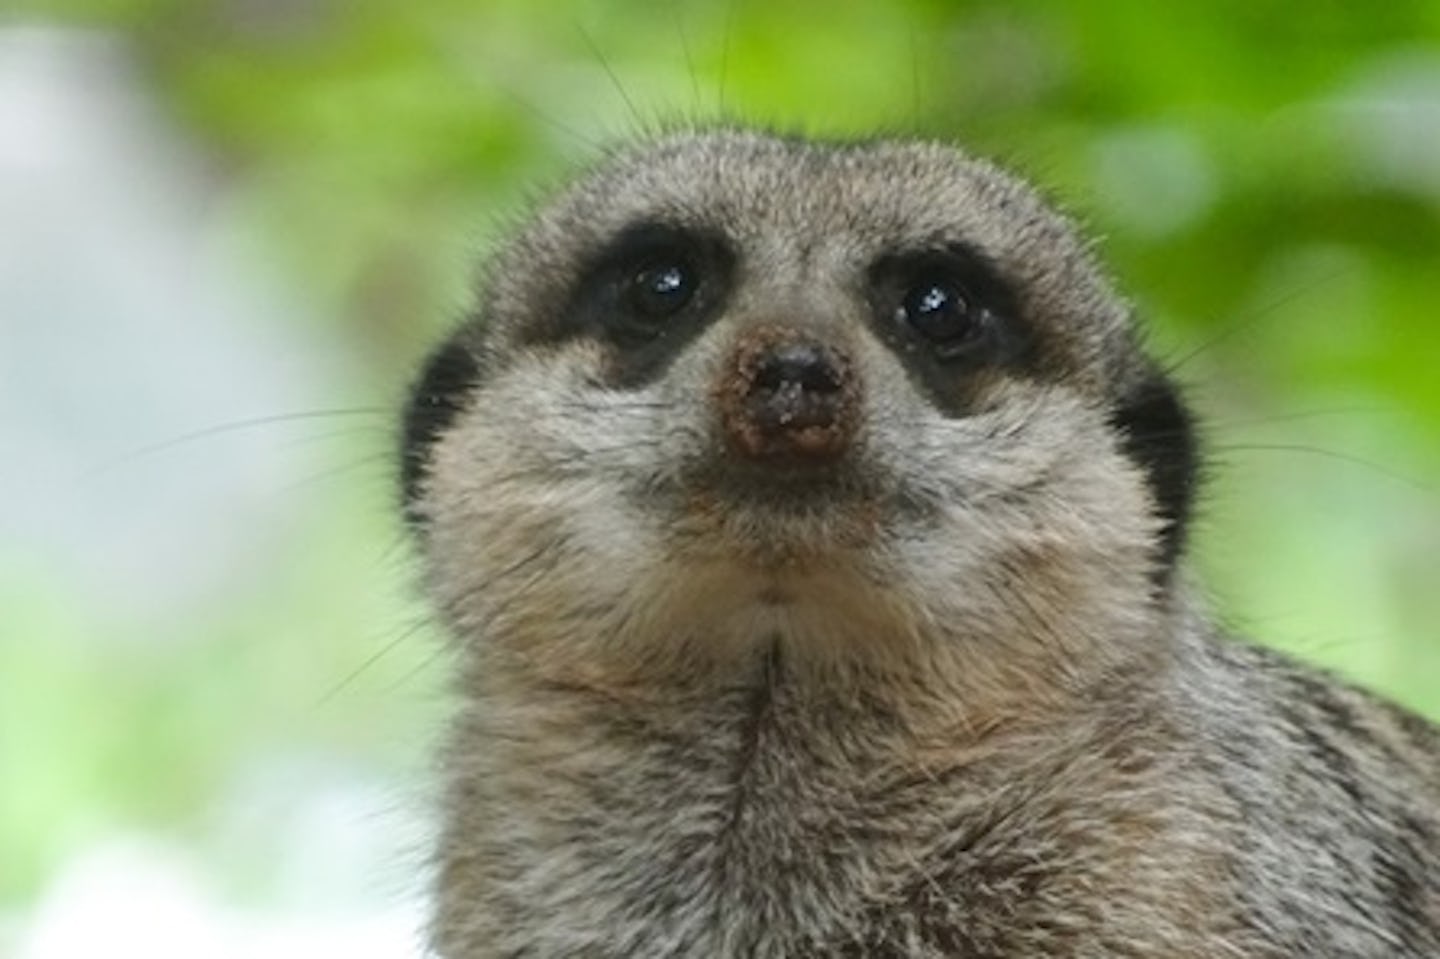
[277,428,392,453]
[374,528,416,572]
[908,25,923,130]
[576,22,644,129]
[717,0,739,116]
[382,637,456,695]
[672,2,703,111]
[315,616,433,707]
[442,542,559,629]
[1211,442,1431,491]
[488,81,606,152]
[1120,405,1393,447]
[1210,406,1391,429]
[557,399,675,413]
[278,453,396,496]
[85,407,389,477]
[1161,269,1352,375]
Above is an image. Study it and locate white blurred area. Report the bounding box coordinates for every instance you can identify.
[0,26,428,959]
[16,818,425,959]
[0,25,339,621]
[7,753,431,958]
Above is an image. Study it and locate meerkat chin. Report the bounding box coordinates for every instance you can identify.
[400,129,1440,958]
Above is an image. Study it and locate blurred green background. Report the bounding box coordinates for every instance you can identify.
[3,0,1437,954]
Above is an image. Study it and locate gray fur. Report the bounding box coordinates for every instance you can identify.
[406,129,1440,957]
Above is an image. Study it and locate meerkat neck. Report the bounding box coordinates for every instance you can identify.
[434,614,1186,955]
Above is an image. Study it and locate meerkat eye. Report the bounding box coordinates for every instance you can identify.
[897,275,990,359]
[627,258,697,320]
[901,277,976,342]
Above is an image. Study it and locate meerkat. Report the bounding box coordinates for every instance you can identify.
[399,128,1440,957]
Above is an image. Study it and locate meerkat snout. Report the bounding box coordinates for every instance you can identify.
[717,325,859,465]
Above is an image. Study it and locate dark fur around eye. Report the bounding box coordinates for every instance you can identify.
[400,334,482,527]
[520,221,734,387]
[867,244,1033,414]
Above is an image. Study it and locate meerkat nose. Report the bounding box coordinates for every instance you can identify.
[719,325,860,465]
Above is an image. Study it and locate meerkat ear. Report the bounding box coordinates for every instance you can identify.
[399,333,483,528]
[1109,361,1201,581]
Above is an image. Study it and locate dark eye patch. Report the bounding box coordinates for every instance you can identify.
[521,221,735,387]
[866,243,1033,414]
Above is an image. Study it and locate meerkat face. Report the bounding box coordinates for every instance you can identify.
[401,130,1197,685]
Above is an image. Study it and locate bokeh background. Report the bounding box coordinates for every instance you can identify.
[3,1,1438,955]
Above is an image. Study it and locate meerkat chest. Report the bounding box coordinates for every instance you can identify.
[437,681,974,956]
[434,679,1221,958]
[432,663,1269,959]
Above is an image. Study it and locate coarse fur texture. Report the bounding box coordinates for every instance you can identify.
[401,129,1440,957]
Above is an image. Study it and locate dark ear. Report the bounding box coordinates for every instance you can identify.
[399,333,482,527]
[1109,363,1201,582]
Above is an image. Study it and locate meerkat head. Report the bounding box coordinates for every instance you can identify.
[400,129,1198,697]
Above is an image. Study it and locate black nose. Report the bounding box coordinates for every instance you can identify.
[720,328,859,465]
[751,343,846,405]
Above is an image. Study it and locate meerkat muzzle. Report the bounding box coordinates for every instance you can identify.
[717,325,860,465]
